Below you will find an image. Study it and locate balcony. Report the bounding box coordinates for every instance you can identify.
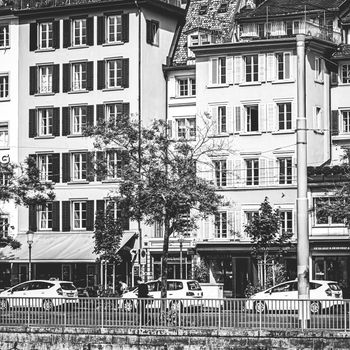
[307,165,349,184]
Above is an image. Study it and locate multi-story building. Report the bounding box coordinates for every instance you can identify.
[0,0,186,288]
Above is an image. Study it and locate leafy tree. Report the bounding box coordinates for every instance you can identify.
[85,115,223,298]
[0,156,55,249]
[244,197,293,288]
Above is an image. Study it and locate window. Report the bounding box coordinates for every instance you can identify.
[341,110,350,133]
[154,221,164,238]
[341,64,350,84]
[0,215,9,238]
[279,157,293,184]
[38,154,53,181]
[146,20,159,46]
[38,203,52,230]
[246,159,259,185]
[106,201,121,221]
[218,2,228,13]
[198,4,208,15]
[71,106,87,135]
[0,24,9,48]
[107,59,122,88]
[73,201,87,229]
[38,108,53,136]
[214,160,227,187]
[245,211,259,225]
[72,62,87,91]
[214,212,227,238]
[314,198,343,225]
[72,153,87,181]
[107,15,122,43]
[107,151,122,179]
[244,55,258,82]
[106,103,123,122]
[177,77,196,97]
[0,172,9,186]
[38,65,53,93]
[218,106,227,133]
[0,123,8,148]
[176,117,196,139]
[314,106,322,131]
[278,102,292,130]
[315,57,324,82]
[39,22,52,49]
[276,52,291,80]
[0,74,9,99]
[280,210,293,233]
[211,57,226,84]
[246,105,259,132]
[73,18,87,46]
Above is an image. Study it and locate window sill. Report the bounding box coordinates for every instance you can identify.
[313,130,324,135]
[35,48,56,53]
[314,79,324,85]
[333,134,350,141]
[271,79,295,84]
[101,179,121,183]
[34,135,55,139]
[240,132,262,136]
[102,42,125,47]
[271,130,295,135]
[0,147,10,150]
[207,83,229,89]
[209,133,231,138]
[0,98,10,102]
[38,229,53,232]
[68,45,89,50]
[67,134,87,138]
[102,87,124,92]
[68,90,89,94]
[239,82,261,87]
[68,180,89,185]
[173,95,196,99]
[34,92,55,96]
[0,46,10,50]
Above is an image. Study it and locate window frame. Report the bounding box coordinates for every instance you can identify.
[146,20,159,46]
[38,22,53,49]
[278,157,293,185]
[213,159,227,187]
[280,210,293,233]
[341,64,350,84]
[72,201,87,230]
[106,59,123,89]
[315,57,324,83]
[245,104,259,132]
[214,211,227,238]
[72,152,87,181]
[38,65,53,94]
[177,77,196,97]
[277,102,292,131]
[72,18,87,47]
[106,150,122,179]
[38,154,53,182]
[175,117,196,140]
[0,214,9,238]
[0,24,10,48]
[71,62,87,91]
[0,122,9,149]
[275,52,291,81]
[245,158,259,186]
[38,203,53,230]
[106,14,122,43]
[341,110,350,133]
[106,103,123,122]
[37,108,53,137]
[244,54,258,82]
[314,197,344,226]
[0,73,9,99]
[71,105,87,135]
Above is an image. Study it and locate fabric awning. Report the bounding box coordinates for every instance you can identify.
[0,231,137,263]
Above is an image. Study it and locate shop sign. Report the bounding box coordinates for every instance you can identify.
[313,246,350,251]
[0,155,10,164]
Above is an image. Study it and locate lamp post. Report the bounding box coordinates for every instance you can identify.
[178,234,184,279]
[26,230,34,281]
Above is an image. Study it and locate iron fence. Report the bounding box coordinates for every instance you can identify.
[0,297,348,331]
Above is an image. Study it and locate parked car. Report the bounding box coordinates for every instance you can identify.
[120,279,203,312]
[246,279,343,314]
[0,280,79,311]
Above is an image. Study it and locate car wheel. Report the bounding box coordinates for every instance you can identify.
[0,298,8,311]
[310,301,321,314]
[123,300,134,312]
[254,301,267,313]
[42,299,54,311]
[169,300,183,312]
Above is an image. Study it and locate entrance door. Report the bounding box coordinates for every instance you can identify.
[233,258,250,298]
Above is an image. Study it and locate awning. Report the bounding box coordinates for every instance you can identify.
[0,231,137,263]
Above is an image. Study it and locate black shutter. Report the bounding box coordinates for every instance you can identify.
[29,204,37,232]
[122,14,129,43]
[122,103,130,117]
[96,200,105,214]
[331,110,339,136]
[63,63,70,92]
[29,22,37,51]
[53,20,60,49]
[96,151,105,181]
[29,109,37,138]
[29,66,37,95]
[86,61,94,91]
[87,105,94,127]
[87,17,94,46]
[62,201,71,232]
[52,64,60,93]
[52,201,60,232]
[121,204,130,231]
[146,20,152,44]
[51,153,60,183]
[97,60,105,90]
[86,152,95,182]
[86,200,95,231]
[52,107,60,137]
[121,58,129,88]
[97,16,105,45]
[63,19,71,48]
[96,104,105,124]
[62,153,71,183]
[62,107,70,136]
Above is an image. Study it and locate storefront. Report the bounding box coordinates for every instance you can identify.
[151,253,192,280]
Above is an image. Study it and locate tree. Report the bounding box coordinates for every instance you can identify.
[85,115,224,298]
[0,156,55,249]
[244,197,293,288]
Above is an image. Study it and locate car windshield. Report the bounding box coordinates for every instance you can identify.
[60,283,76,291]
[187,281,201,291]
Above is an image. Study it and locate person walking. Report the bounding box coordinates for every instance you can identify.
[136,277,149,325]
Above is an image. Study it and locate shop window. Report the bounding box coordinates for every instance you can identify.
[314,197,343,225]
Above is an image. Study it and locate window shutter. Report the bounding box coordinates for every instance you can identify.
[211,106,218,135]
[146,20,152,44]
[96,104,105,124]
[52,201,60,232]
[86,61,94,91]
[122,14,129,43]
[122,58,129,88]
[62,153,70,183]
[266,103,276,132]
[86,152,95,182]
[52,64,60,93]
[52,107,60,136]
[226,106,233,133]
[97,16,105,45]
[226,56,233,84]
[63,19,71,48]
[96,152,105,181]
[86,105,94,127]
[29,109,37,138]
[122,102,130,117]
[29,66,37,95]
[51,153,60,183]
[62,201,70,232]
[29,22,37,51]
[241,106,246,133]
[86,17,94,46]
[53,20,60,49]
[259,158,267,186]
[258,54,266,82]
[233,106,241,133]
[121,204,130,230]
[268,158,276,186]
[234,210,241,237]
[167,120,173,139]
[233,158,244,186]
[29,204,37,232]
[259,103,266,132]
[284,52,291,79]
[331,110,339,136]
[266,53,276,81]
[292,101,297,131]
[86,200,95,231]
[168,76,176,98]
[62,63,70,92]
[62,107,70,136]
[96,199,105,214]
[233,56,242,84]
[97,60,105,90]
[211,58,218,84]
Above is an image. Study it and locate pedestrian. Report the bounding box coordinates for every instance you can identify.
[136,277,149,325]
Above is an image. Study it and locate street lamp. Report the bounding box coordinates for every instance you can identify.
[178,234,184,279]
[26,230,34,281]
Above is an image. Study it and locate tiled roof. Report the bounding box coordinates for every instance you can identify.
[333,44,350,58]
[237,0,346,19]
[172,0,239,66]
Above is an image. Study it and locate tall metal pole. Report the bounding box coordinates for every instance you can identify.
[28,243,32,281]
[180,241,183,279]
[296,34,310,329]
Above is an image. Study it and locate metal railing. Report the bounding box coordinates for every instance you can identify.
[0,297,348,331]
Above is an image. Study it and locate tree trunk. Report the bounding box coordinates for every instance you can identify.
[160,216,170,299]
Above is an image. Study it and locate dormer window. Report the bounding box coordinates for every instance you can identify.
[218,2,228,13]
[188,32,212,58]
[199,4,208,15]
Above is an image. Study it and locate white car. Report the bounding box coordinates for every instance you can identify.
[120,279,203,312]
[246,279,343,314]
[0,280,79,311]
